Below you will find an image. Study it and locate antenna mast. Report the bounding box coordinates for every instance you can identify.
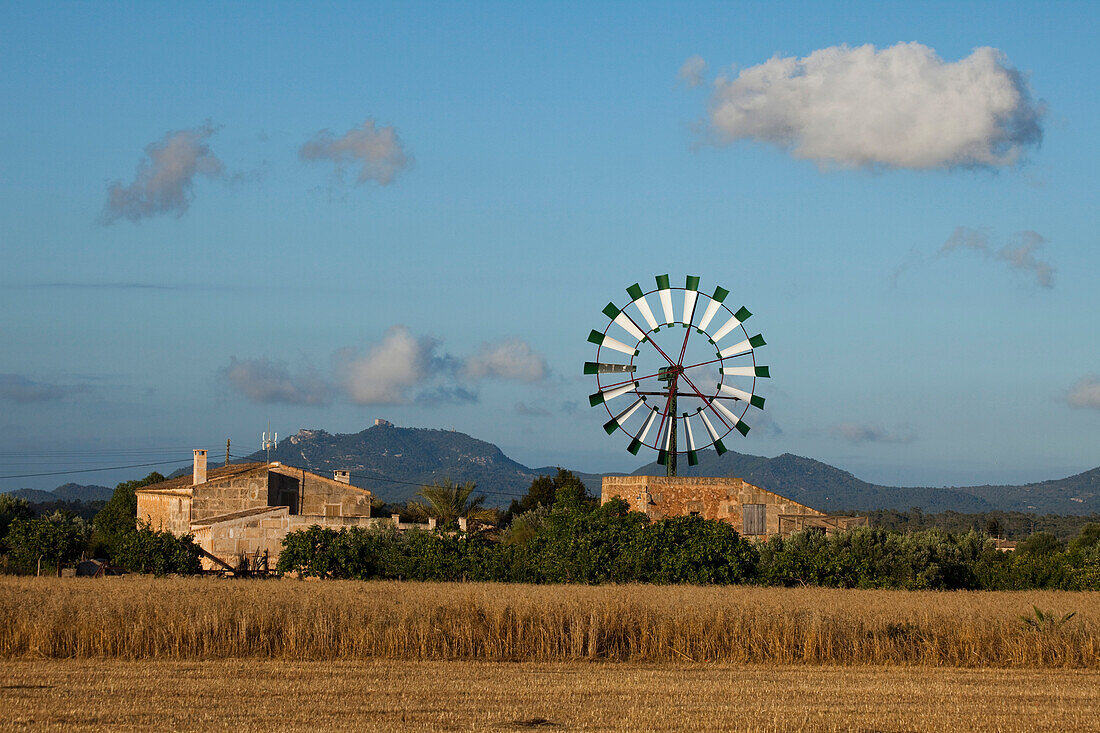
[262,426,277,463]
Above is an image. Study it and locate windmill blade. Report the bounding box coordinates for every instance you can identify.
[720,365,771,378]
[698,410,728,455]
[657,412,674,465]
[682,275,700,326]
[602,303,647,341]
[587,329,639,357]
[683,412,699,466]
[603,397,646,435]
[584,362,637,375]
[710,306,753,343]
[712,398,750,436]
[627,408,659,455]
[626,283,660,331]
[696,286,729,332]
[719,383,766,409]
[718,334,766,359]
[589,381,638,406]
[656,274,675,325]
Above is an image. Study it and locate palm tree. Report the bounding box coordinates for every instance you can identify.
[410,479,496,529]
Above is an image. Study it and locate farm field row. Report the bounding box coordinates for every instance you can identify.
[3,659,1100,731]
[2,577,1099,667]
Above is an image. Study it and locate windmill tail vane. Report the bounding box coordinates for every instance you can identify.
[585,274,770,476]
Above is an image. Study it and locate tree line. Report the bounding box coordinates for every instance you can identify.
[3,468,1100,588]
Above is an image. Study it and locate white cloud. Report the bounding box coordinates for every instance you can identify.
[941,227,1054,287]
[678,55,707,88]
[464,339,547,383]
[0,374,88,403]
[336,326,439,405]
[299,119,410,186]
[219,357,332,405]
[706,42,1043,169]
[102,123,224,223]
[1067,376,1100,410]
[829,422,915,444]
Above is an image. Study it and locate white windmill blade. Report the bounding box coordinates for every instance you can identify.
[627,407,659,455]
[697,285,728,332]
[656,274,675,325]
[603,397,646,435]
[587,329,638,357]
[720,365,771,378]
[589,381,638,406]
[698,410,729,455]
[712,398,750,436]
[602,302,646,341]
[718,334,766,359]
[719,383,766,409]
[583,362,637,375]
[626,283,660,331]
[710,306,754,343]
[682,275,700,326]
[683,413,700,466]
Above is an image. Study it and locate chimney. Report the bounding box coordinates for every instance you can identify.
[333,470,351,485]
[193,449,208,486]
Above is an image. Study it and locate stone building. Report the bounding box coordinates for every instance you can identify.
[601,475,866,538]
[135,449,402,570]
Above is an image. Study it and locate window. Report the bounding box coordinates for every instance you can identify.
[325,504,340,518]
[743,504,766,535]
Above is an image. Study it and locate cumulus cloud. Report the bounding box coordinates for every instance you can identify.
[336,326,441,405]
[1067,376,1100,410]
[829,422,914,444]
[219,357,333,405]
[0,374,88,403]
[678,55,707,88]
[941,227,1054,287]
[102,123,224,223]
[464,339,548,383]
[299,119,410,186]
[706,42,1043,169]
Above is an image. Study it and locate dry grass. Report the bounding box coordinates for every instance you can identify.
[3,659,1100,732]
[1,576,1098,667]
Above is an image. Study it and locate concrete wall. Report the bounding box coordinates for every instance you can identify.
[136,492,192,535]
[601,475,825,537]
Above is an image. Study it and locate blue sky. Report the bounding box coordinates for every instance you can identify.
[1,1,1097,492]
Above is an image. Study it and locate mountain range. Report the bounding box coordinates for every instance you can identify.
[231,424,1099,515]
[9,424,1098,516]
[4,482,114,504]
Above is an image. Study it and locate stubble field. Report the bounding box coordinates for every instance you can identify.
[1,577,1098,731]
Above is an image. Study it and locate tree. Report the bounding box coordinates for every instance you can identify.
[92,471,165,559]
[502,469,594,525]
[0,495,33,554]
[8,512,92,575]
[409,479,496,528]
[1017,531,1063,557]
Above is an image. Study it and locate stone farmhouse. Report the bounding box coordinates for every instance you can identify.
[601,475,866,538]
[135,449,413,570]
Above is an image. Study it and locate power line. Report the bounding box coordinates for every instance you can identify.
[347,470,528,499]
[0,459,194,480]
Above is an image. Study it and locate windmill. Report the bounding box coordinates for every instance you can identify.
[585,275,769,476]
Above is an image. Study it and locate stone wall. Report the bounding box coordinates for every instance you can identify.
[270,466,372,517]
[601,475,825,537]
[192,509,391,570]
[190,470,270,523]
[136,491,192,535]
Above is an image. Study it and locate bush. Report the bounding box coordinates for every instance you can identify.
[113,525,201,576]
[7,512,91,574]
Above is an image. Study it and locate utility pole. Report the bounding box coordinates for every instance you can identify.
[225,438,231,467]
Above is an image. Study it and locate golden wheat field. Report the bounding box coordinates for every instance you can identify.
[4,659,1100,732]
[0,576,1098,667]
